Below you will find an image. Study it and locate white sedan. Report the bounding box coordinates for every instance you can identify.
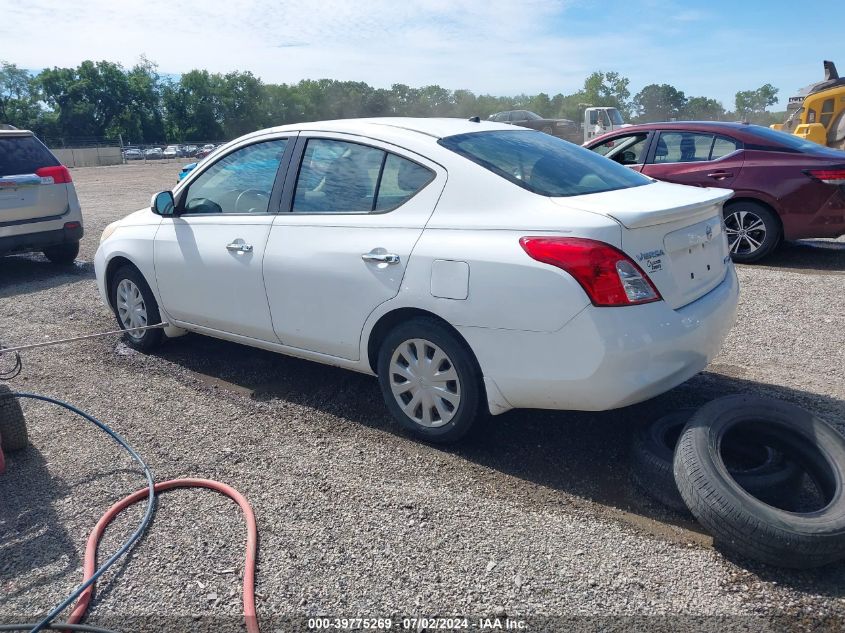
[95,117,738,443]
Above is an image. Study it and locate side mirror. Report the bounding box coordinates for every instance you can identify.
[151,190,175,216]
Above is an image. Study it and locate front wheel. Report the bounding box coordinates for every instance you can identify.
[109,265,164,351]
[722,202,781,263]
[377,318,484,444]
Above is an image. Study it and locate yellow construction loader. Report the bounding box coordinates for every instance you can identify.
[772,60,845,149]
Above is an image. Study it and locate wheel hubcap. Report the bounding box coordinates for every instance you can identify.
[724,210,766,255]
[116,279,148,339]
[389,338,461,428]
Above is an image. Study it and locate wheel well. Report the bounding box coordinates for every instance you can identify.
[366,308,476,375]
[725,197,783,237]
[103,256,138,309]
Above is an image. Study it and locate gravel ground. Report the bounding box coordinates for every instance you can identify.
[1,161,844,631]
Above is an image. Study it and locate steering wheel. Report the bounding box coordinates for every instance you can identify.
[235,189,270,213]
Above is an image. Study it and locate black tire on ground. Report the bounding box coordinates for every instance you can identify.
[377,317,485,444]
[109,264,164,352]
[42,241,80,265]
[674,395,845,569]
[722,201,781,263]
[632,408,803,513]
[631,409,698,512]
[0,384,28,452]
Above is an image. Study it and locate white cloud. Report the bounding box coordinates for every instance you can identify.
[0,0,796,108]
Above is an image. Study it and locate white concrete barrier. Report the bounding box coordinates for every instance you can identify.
[52,147,123,168]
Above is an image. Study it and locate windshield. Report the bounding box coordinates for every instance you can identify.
[439,129,651,197]
[608,108,624,125]
[524,111,542,121]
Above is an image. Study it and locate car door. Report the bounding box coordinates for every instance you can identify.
[589,132,653,172]
[153,135,294,341]
[263,134,446,360]
[642,131,743,188]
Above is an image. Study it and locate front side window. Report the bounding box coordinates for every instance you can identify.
[592,133,649,165]
[292,139,434,213]
[439,129,651,197]
[182,139,287,214]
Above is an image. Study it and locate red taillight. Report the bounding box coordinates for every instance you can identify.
[519,236,661,307]
[805,167,845,186]
[35,165,72,184]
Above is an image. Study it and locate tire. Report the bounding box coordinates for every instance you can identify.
[43,241,79,265]
[377,317,484,444]
[109,265,164,351]
[632,408,802,513]
[0,384,28,452]
[542,126,554,135]
[722,201,781,263]
[674,395,845,569]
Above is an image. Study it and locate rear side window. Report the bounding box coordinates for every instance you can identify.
[0,135,59,177]
[710,136,741,160]
[293,139,434,213]
[439,130,651,197]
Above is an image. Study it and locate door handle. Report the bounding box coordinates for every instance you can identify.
[707,171,733,179]
[362,251,400,264]
[226,242,253,253]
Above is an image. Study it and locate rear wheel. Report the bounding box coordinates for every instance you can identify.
[109,265,164,351]
[377,318,484,444]
[43,241,79,265]
[722,201,780,263]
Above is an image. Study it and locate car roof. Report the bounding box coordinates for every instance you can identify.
[250,117,518,142]
[587,121,787,146]
[0,128,34,138]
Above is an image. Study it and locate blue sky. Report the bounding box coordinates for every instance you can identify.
[0,0,837,111]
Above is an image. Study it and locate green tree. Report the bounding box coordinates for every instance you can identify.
[162,70,225,140]
[683,96,725,121]
[632,83,687,122]
[735,84,779,119]
[582,71,631,118]
[0,61,39,128]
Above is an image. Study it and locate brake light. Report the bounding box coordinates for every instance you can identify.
[519,236,661,306]
[805,167,845,185]
[35,165,72,184]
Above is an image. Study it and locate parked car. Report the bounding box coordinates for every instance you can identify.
[95,118,738,444]
[123,148,143,160]
[176,162,197,182]
[488,110,580,142]
[163,145,180,159]
[585,122,845,262]
[180,145,198,158]
[195,144,216,159]
[1,128,84,264]
[144,148,163,160]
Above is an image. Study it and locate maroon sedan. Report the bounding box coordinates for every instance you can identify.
[586,122,845,262]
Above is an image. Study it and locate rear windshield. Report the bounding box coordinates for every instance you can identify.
[742,125,834,153]
[0,135,59,176]
[438,130,651,197]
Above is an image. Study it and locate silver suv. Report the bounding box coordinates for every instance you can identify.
[0,128,83,264]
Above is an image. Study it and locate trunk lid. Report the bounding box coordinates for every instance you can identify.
[0,132,69,224]
[554,182,734,309]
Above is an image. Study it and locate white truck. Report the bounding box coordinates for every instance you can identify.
[582,106,628,143]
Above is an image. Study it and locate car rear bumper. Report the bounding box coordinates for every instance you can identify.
[0,221,84,255]
[462,265,739,414]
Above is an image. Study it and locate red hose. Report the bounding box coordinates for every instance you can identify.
[67,478,259,633]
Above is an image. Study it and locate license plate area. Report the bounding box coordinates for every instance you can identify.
[664,216,727,302]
